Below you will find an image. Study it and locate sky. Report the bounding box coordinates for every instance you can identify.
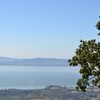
[0,0,99,59]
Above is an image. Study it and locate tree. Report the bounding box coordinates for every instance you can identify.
[69,19,100,92]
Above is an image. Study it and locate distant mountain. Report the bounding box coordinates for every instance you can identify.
[0,57,68,66]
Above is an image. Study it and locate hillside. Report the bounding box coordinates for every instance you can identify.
[0,57,68,66]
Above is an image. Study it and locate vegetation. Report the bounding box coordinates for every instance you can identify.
[0,96,26,100]
[69,18,100,91]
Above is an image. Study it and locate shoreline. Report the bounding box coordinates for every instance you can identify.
[0,85,99,100]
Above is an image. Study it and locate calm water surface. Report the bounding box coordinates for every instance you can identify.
[0,66,80,89]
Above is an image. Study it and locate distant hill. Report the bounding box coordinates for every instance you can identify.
[0,57,68,66]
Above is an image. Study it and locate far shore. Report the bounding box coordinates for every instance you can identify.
[0,85,99,100]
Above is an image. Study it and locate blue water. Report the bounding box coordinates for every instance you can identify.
[0,66,80,89]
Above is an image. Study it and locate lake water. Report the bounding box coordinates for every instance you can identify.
[0,66,81,89]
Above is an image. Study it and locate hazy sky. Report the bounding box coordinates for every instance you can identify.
[0,0,99,59]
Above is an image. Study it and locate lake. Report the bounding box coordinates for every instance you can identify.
[0,66,81,89]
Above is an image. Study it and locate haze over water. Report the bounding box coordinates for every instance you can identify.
[0,66,80,89]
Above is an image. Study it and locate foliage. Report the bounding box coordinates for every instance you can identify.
[69,19,100,92]
[96,21,100,30]
[96,20,100,35]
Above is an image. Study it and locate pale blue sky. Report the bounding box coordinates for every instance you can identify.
[0,0,99,59]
